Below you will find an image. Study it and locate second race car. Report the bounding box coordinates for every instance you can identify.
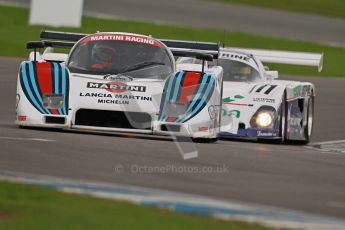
[176,47,323,144]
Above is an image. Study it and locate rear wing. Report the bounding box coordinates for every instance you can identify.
[223,47,323,72]
[34,30,219,60]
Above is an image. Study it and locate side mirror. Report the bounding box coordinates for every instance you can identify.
[195,53,213,74]
[26,41,45,62]
[265,71,279,79]
[26,41,45,49]
[195,53,213,62]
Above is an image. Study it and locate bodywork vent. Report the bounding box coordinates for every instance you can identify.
[251,84,278,95]
[45,116,66,124]
[75,109,152,130]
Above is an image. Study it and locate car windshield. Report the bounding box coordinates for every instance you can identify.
[68,34,173,79]
[213,59,261,82]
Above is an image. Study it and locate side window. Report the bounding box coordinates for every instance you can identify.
[219,60,260,82]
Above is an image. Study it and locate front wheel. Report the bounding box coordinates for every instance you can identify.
[279,92,287,143]
[296,96,314,145]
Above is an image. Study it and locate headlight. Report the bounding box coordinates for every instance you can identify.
[166,102,187,117]
[250,106,276,128]
[43,94,64,109]
[256,112,273,127]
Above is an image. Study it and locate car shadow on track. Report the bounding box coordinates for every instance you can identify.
[3,124,309,146]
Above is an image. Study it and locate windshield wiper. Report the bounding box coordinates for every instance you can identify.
[120,61,165,74]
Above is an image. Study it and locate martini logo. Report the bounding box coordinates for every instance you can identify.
[87,82,146,93]
[221,53,249,61]
[104,75,133,82]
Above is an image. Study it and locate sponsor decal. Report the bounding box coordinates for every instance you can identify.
[221,52,249,61]
[223,95,244,103]
[223,95,253,106]
[104,74,133,82]
[293,85,302,98]
[80,92,151,101]
[257,130,276,137]
[87,82,146,93]
[198,126,209,132]
[17,115,27,121]
[16,94,20,109]
[253,98,275,103]
[80,93,112,98]
[222,109,240,118]
[81,34,163,47]
[97,99,130,105]
[79,92,152,104]
[301,85,312,97]
[208,105,217,120]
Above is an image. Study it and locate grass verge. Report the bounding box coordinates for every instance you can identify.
[0,5,344,77]
[208,0,345,19]
[0,180,276,230]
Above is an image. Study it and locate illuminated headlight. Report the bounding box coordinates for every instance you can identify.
[250,106,276,128]
[256,112,273,127]
[43,94,64,109]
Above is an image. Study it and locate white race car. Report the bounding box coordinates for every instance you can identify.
[177,48,323,144]
[15,31,223,142]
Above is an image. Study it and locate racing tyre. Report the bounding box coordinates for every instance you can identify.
[279,92,287,143]
[260,92,286,144]
[295,96,314,145]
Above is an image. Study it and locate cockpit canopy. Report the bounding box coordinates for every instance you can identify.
[177,52,263,82]
[213,59,261,82]
[68,33,174,79]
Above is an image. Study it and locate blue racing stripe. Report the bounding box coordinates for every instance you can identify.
[175,73,209,122]
[53,63,59,94]
[53,63,63,115]
[21,63,45,114]
[171,71,184,102]
[61,64,67,115]
[180,76,215,123]
[159,73,178,121]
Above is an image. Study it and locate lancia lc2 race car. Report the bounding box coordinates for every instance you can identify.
[15,31,223,142]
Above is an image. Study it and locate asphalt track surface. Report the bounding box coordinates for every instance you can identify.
[3,0,345,46]
[1,57,345,220]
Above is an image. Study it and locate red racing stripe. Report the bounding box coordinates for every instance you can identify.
[178,72,201,105]
[35,62,58,115]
